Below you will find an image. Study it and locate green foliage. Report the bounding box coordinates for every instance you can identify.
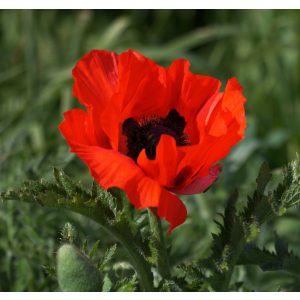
[102,274,113,292]
[1,168,154,291]
[57,244,102,292]
[98,244,117,271]
[0,10,299,292]
[175,263,206,291]
[60,222,78,244]
[2,156,300,291]
[147,209,171,279]
[115,275,138,292]
[88,240,101,259]
[160,279,182,292]
[174,156,300,291]
[238,243,300,276]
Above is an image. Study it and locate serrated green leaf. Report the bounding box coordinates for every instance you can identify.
[102,274,113,292]
[107,187,127,211]
[60,222,78,244]
[99,244,117,270]
[53,168,80,198]
[237,244,300,276]
[81,240,88,254]
[88,240,101,259]
[116,274,138,292]
[243,220,260,243]
[272,154,300,212]
[147,209,171,279]
[0,169,154,291]
[160,279,182,292]
[175,263,207,291]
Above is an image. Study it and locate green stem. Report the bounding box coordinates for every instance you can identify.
[6,199,155,291]
[100,225,155,291]
[148,209,171,279]
[69,207,155,291]
[220,243,244,291]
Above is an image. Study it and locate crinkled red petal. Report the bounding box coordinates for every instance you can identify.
[59,50,247,234]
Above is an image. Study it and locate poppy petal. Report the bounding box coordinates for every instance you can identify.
[72,50,119,148]
[68,143,160,208]
[61,49,247,235]
[101,49,172,150]
[138,135,221,194]
[172,78,245,186]
[58,108,98,146]
[60,119,187,233]
[171,164,222,195]
[157,189,187,235]
[72,50,118,108]
[58,108,110,150]
[194,77,246,173]
[137,134,178,187]
[116,50,171,117]
[204,78,246,138]
[167,59,221,144]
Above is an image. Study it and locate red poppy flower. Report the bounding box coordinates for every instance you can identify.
[59,49,246,234]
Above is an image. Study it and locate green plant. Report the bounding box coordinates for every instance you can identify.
[2,155,300,291]
[0,10,299,292]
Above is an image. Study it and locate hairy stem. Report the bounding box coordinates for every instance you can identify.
[148,208,171,279]
[68,207,155,291]
[220,242,245,291]
[100,225,154,291]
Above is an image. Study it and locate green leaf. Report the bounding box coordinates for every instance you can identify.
[147,209,171,279]
[60,222,78,244]
[238,244,300,276]
[99,244,117,270]
[209,190,243,274]
[88,240,101,259]
[272,154,300,213]
[175,263,206,291]
[0,168,154,291]
[53,168,83,199]
[160,279,182,292]
[1,168,119,227]
[241,162,273,225]
[115,275,138,292]
[81,240,88,254]
[102,274,113,292]
[198,156,300,291]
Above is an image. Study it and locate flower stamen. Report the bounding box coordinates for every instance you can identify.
[122,109,190,161]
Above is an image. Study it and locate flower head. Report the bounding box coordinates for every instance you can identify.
[59,49,246,234]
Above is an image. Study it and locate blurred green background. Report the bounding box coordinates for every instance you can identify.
[0,10,299,291]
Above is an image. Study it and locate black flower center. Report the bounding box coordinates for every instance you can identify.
[122,109,190,161]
